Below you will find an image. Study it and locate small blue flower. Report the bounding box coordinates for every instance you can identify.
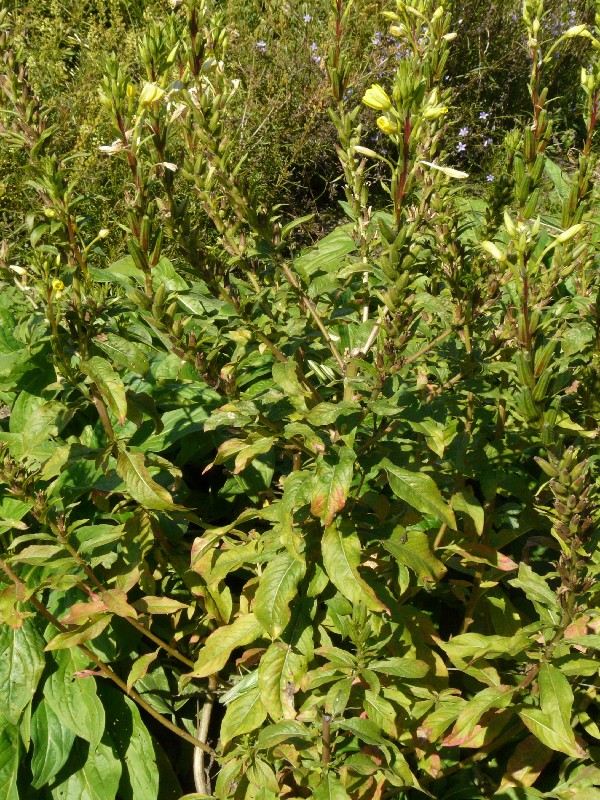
[486,174,494,181]
[457,142,467,152]
[311,41,318,52]
[303,13,312,23]
[483,138,492,147]
[459,126,469,137]
[256,40,267,52]
[479,111,489,120]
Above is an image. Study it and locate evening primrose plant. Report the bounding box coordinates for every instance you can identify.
[0,0,600,799]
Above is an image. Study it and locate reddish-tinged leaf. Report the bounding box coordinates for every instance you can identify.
[45,615,112,651]
[310,448,355,527]
[133,596,188,614]
[102,589,138,619]
[499,734,552,790]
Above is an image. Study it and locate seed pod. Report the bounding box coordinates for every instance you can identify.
[152,282,167,319]
[127,288,152,310]
[127,238,149,272]
[140,215,151,252]
[516,351,535,388]
[523,188,540,219]
[519,388,541,421]
[524,128,536,162]
[529,310,541,336]
[535,456,558,478]
[531,153,545,184]
[534,339,555,376]
[164,301,178,324]
[532,368,552,402]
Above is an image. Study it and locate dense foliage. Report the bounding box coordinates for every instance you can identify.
[1,0,600,798]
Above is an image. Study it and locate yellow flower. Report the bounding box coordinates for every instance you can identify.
[52,279,65,293]
[377,116,398,135]
[363,84,392,111]
[139,83,165,108]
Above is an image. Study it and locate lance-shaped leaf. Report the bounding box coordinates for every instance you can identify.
[49,736,122,800]
[45,647,105,748]
[31,700,76,789]
[314,772,351,800]
[220,683,267,746]
[384,528,446,584]
[0,619,46,724]
[322,521,387,612]
[518,707,586,758]
[192,614,264,678]
[443,685,514,746]
[518,662,586,758]
[311,447,356,527]
[256,720,313,750]
[45,615,112,651]
[116,447,176,510]
[381,459,456,529]
[81,356,128,424]
[258,642,306,721]
[94,333,150,376]
[254,552,306,638]
[0,726,19,800]
[498,734,552,791]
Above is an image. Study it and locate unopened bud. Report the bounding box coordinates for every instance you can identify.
[363,84,392,111]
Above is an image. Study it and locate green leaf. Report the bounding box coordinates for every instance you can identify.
[44,647,105,748]
[133,596,188,615]
[381,459,456,529]
[254,552,306,637]
[313,772,351,800]
[31,700,76,789]
[220,683,267,746]
[256,720,313,750]
[50,737,122,800]
[369,657,428,679]
[439,630,532,667]
[94,334,150,376]
[532,662,583,758]
[258,642,306,721]
[192,614,264,678]
[99,686,159,800]
[518,707,585,758]
[311,448,356,527]
[452,488,485,535]
[0,619,46,724]
[364,690,397,736]
[116,447,176,510]
[127,651,159,690]
[44,615,112,651]
[322,521,386,612]
[0,725,19,800]
[384,528,446,584]
[443,685,514,746]
[508,564,560,625]
[81,356,128,424]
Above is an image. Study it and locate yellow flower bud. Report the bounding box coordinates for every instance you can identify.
[563,24,587,39]
[139,82,165,108]
[52,279,65,293]
[362,84,392,111]
[481,241,506,262]
[556,224,584,243]
[377,116,398,135]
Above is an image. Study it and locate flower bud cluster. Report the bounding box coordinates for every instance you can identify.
[536,448,596,545]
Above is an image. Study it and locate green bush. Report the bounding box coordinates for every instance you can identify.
[0,0,600,799]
